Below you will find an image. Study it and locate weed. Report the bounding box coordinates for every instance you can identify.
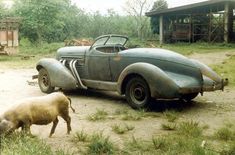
[86,132,115,155]
[124,136,152,153]
[72,130,89,143]
[87,109,108,121]
[163,110,179,122]
[215,127,234,141]
[114,108,129,115]
[177,120,202,137]
[121,113,142,121]
[111,124,134,134]
[152,136,169,151]
[161,122,177,130]
[220,141,235,155]
[212,56,235,87]
[0,132,54,155]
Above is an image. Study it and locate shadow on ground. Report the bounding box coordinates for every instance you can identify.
[63,89,206,113]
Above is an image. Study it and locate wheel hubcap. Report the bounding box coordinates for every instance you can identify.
[133,87,145,100]
[42,75,49,87]
[131,84,146,103]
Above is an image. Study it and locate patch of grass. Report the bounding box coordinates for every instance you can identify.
[121,112,142,121]
[215,127,235,141]
[128,38,235,55]
[114,108,160,120]
[163,110,179,122]
[114,108,129,115]
[220,141,235,155]
[111,123,134,134]
[152,136,169,151]
[123,136,153,154]
[72,130,89,143]
[212,55,235,87]
[161,122,177,131]
[86,132,115,155]
[114,109,144,121]
[163,42,235,55]
[87,109,108,121]
[114,108,144,121]
[177,120,203,137]
[0,41,63,69]
[0,132,55,155]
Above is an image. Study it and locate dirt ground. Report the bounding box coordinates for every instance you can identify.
[0,51,235,153]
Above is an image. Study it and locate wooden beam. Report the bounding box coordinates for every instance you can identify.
[159,15,164,44]
[224,2,233,43]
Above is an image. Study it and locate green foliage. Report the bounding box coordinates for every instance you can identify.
[0,132,55,155]
[163,110,179,122]
[121,112,142,121]
[111,123,134,134]
[215,127,235,141]
[14,0,71,43]
[177,120,203,137]
[212,55,235,87]
[124,136,153,153]
[87,109,109,121]
[3,0,144,44]
[151,0,168,11]
[152,136,169,151]
[220,141,235,155]
[161,122,177,130]
[150,0,168,34]
[72,130,89,143]
[87,132,115,155]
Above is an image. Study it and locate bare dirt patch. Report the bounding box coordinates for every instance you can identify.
[0,51,235,153]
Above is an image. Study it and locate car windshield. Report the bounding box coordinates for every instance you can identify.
[92,35,128,47]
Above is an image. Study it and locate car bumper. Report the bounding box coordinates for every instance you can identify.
[179,78,228,94]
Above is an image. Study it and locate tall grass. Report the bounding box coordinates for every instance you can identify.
[0,133,54,155]
[87,132,115,155]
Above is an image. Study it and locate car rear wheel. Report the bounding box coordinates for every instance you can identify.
[38,68,55,93]
[125,77,151,109]
[182,93,199,102]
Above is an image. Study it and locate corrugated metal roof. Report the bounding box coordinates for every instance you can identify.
[146,0,235,16]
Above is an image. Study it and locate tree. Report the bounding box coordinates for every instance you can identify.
[123,0,154,39]
[150,0,168,34]
[0,0,15,18]
[151,0,168,11]
[13,0,80,43]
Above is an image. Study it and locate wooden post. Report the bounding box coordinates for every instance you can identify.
[159,15,164,45]
[224,2,232,43]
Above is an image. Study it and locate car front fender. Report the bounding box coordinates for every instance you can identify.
[36,58,77,89]
[117,62,180,99]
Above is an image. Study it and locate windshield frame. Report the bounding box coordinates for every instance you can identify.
[91,34,128,49]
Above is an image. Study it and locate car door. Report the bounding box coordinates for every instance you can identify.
[87,48,112,81]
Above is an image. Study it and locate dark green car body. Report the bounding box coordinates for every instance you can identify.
[36,35,227,109]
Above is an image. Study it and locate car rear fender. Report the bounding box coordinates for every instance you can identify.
[117,62,180,99]
[191,59,222,83]
[36,58,79,89]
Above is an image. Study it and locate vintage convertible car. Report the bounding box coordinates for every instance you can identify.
[36,34,227,109]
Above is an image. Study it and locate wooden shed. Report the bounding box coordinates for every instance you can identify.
[0,17,20,55]
[146,0,235,44]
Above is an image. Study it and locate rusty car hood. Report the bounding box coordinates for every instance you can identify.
[120,48,197,68]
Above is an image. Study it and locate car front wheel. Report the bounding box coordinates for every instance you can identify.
[125,77,151,109]
[38,68,55,93]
